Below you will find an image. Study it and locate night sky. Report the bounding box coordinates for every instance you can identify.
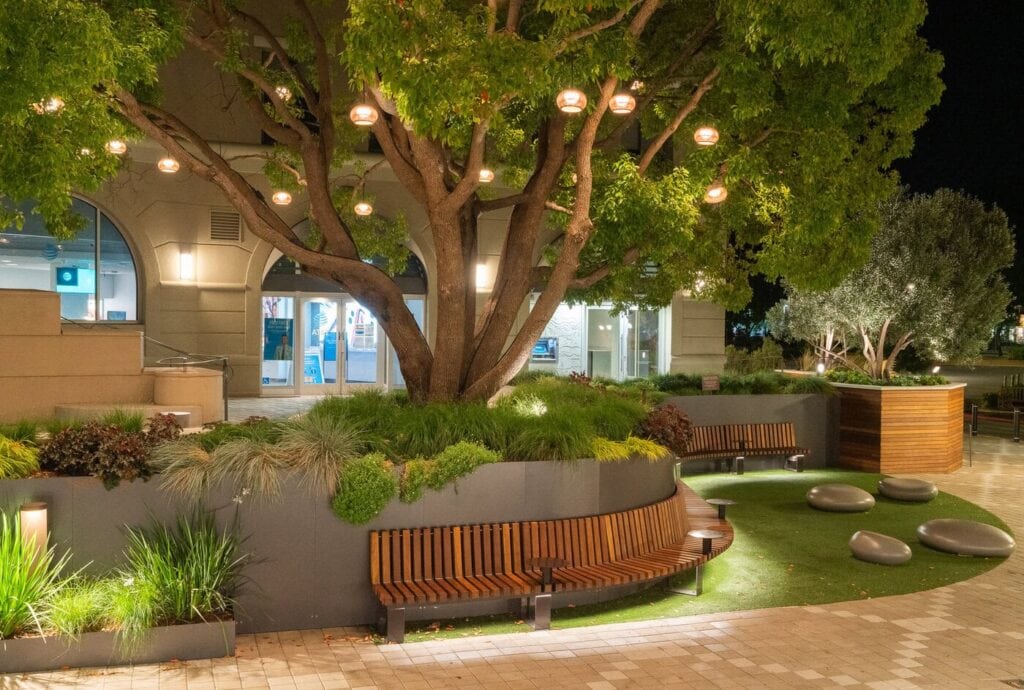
[895,2,1024,306]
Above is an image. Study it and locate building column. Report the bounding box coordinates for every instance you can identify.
[669,292,726,374]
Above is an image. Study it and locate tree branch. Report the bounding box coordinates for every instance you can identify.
[554,0,643,55]
[636,65,720,175]
[569,247,641,289]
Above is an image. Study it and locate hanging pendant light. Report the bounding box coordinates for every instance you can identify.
[33,97,64,115]
[478,168,495,184]
[157,157,180,173]
[703,183,727,204]
[349,104,379,126]
[609,93,636,115]
[693,126,720,146]
[354,201,374,216]
[275,85,293,102]
[105,140,127,155]
[271,191,293,206]
[556,88,587,114]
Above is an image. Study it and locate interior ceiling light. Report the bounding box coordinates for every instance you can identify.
[353,201,374,216]
[349,104,379,126]
[693,126,720,146]
[703,183,727,204]
[271,191,293,206]
[105,140,127,155]
[556,88,587,114]
[157,157,180,173]
[609,93,636,115]
[478,168,495,184]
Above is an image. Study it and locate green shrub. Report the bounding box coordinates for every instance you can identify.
[39,423,152,489]
[636,404,693,455]
[1008,345,1024,360]
[152,439,216,501]
[121,513,247,626]
[332,453,397,524]
[590,437,631,462]
[650,373,702,395]
[194,418,282,452]
[825,369,949,386]
[275,415,364,494]
[506,412,591,462]
[399,459,432,503]
[783,376,837,395]
[624,436,669,460]
[427,442,498,490]
[0,420,40,445]
[508,370,554,385]
[44,578,108,638]
[0,512,71,639]
[100,409,145,434]
[0,436,39,479]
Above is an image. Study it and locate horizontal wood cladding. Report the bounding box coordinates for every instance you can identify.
[838,385,964,474]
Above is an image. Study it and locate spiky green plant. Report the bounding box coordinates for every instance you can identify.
[0,420,40,445]
[0,436,39,479]
[43,578,108,639]
[590,437,632,462]
[100,408,146,434]
[211,438,289,499]
[121,513,247,626]
[152,439,216,502]
[275,415,363,494]
[0,512,70,639]
[624,436,670,461]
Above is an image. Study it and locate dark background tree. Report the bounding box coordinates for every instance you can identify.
[0,0,942,400]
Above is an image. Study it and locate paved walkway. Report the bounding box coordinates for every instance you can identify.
[4,437,1022,689]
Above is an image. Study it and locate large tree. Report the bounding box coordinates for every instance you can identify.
[0,0,942,401]
[768,189,1016,378]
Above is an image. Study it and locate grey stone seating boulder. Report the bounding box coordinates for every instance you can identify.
[917,519,1015,558]
[879,477,938,502]
[849,530,912,565]
[807,484,876,513]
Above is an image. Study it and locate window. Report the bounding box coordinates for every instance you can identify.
[0,198,139,321]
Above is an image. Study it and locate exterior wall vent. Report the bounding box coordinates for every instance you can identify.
[209,209,243,242]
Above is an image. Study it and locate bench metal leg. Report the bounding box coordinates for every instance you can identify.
[732,456,744,475]
[385,606,405,643]
[786,454,805,472]
[530,594,552,630]
[669,564,704,596]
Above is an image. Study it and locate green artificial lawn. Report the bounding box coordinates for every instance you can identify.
[398,469,1012,642]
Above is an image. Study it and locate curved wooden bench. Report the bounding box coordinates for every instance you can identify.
[682,422,809,473]
[369,481,732,642]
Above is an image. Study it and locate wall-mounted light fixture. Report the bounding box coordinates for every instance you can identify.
[179,247,196,281]
[19,501,48,555]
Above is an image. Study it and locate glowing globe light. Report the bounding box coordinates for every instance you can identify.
[354,201,374,216]
[275,85,293,102]
[105,140,128,155]
[556,88,587,114]
[157,157,180,173]
[609,93,636,115]
[271,191,293,206]
[349,104,379,126]
[478,168,495,184]
[693,126,720,146]
[703,184,727,204]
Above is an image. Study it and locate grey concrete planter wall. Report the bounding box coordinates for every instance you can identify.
[665,393,839,469]
[0,457,674,634]
[0,620,235,674]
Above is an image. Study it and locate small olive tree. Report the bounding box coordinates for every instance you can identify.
[769,189,1016,379]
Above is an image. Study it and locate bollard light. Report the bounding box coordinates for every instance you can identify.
[19,502,48,554]
[816,362,826,375]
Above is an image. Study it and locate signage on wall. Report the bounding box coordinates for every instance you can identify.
[303,348,324,385]
[263,318,294,361]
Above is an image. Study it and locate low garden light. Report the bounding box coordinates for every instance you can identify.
[271,191,293,206]
[932,365,941,374]
[105,139,127,155]
[19,501,47,555]
[349,103,378,126]
[556,88,587,114]
[693,126,719,146]
[478,168,495,184]
[609,93,636,115]
[157,157,180,173]
[703,183,727,204]
[354,201,373,216]
[816,362,826,375]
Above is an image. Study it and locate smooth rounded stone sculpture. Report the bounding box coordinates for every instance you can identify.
[917,519,1015,557]
[879,477,938,502]
[806,483,876,513]
[849,530,912,565]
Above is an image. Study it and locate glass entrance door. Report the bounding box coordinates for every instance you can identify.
[261,295,296,393]
[299,297,341,394]
[343,300,383,390]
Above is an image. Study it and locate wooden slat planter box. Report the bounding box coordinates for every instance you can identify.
[834,383,965,474]
[0,620,235,674]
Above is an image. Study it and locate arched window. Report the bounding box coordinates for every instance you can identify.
[0,197,139,321]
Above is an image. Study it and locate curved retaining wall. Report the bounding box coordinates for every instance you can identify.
[0,457,675,633]
[665,393,839,469]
